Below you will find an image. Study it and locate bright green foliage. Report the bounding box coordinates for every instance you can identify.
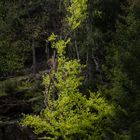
[21,92,116,139]
[66,0,88,30]
[48,33,57,42]
[21,36,117,139]
[21,1,119,139]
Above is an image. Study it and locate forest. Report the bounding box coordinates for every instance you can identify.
[0,0,140,139]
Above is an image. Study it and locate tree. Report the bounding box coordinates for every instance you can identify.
[101,0,140,138]
[20,1,128,139]
[0,0,63,76]
[21,33,118,139]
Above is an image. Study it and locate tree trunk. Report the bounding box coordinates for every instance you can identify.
[32,38,36,75]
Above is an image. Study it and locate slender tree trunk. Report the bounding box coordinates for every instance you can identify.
[74,32,80,60]
[52,50,56,70]
[32,38,36,75]
[75,40,80,60]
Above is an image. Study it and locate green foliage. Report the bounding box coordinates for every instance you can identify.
[22,92,116,139]
[48,33,57,42]
[0,0,139,139]
[20,1,127,139]
[0,40,24,74]
[21,36,118,139]
[66,0,88,30]
[0,0,51,75]
[101,0,140,139]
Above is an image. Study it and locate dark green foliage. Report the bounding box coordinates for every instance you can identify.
[101,0,140,138]
[0,0,63,76]
[0,0,140,139]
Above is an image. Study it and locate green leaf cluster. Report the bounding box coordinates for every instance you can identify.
[21,37,117,139]
[66,0,88,30]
